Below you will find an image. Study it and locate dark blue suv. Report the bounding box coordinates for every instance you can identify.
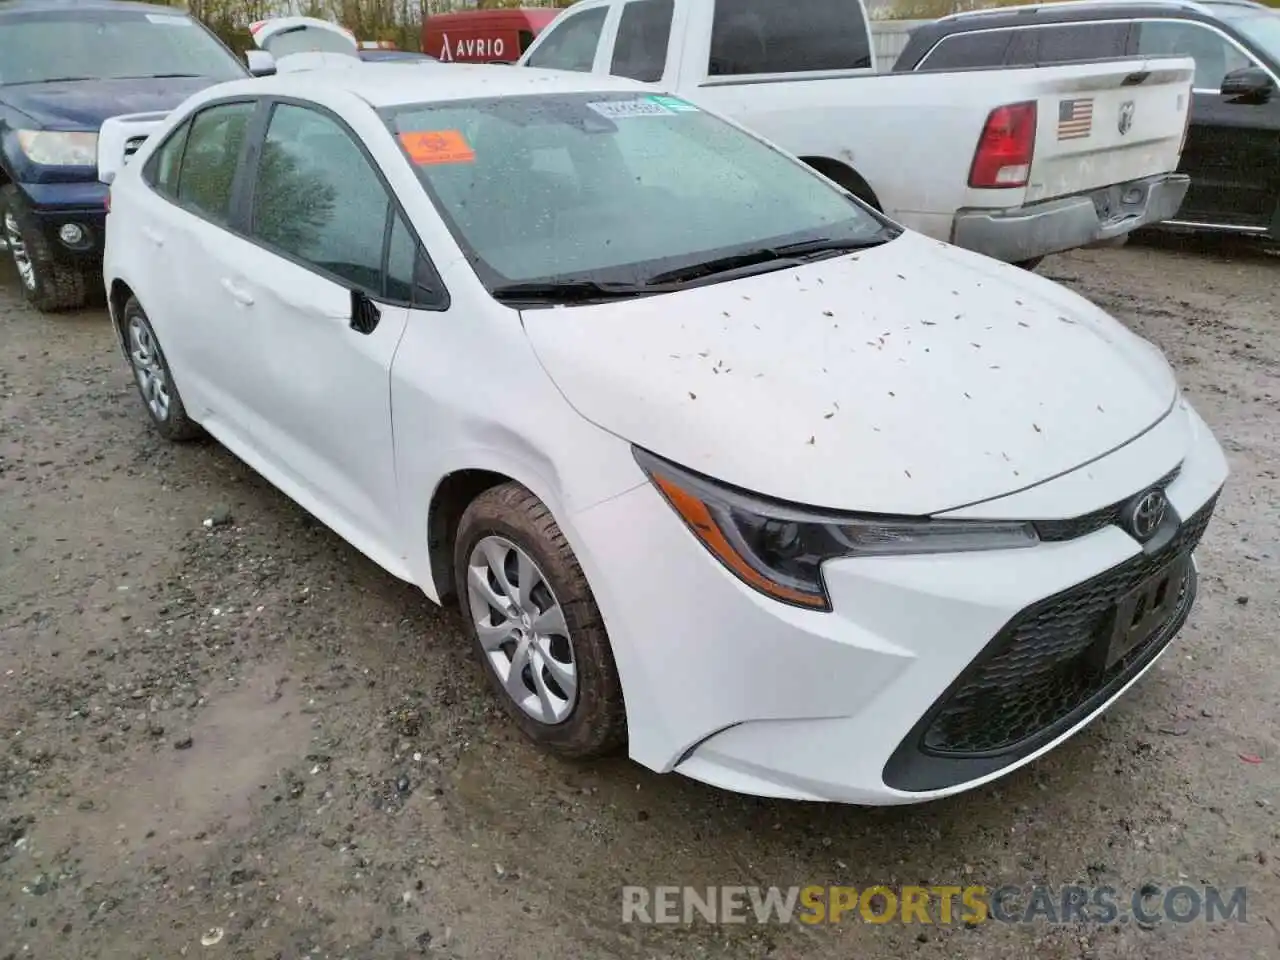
[0,0,248,311]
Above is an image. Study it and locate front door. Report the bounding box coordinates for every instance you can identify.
[1135,19,1280,228]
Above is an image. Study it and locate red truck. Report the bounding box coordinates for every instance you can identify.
[422,7,558,63]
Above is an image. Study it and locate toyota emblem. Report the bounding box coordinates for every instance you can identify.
[1118,100,1135,135]
[1127,488,1168,541]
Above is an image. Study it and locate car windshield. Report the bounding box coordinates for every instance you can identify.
[0,9,246,85]
[381,92,893,292]
[1213,8,1280,63]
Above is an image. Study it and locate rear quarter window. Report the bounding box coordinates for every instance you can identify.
[915,28,1018,70]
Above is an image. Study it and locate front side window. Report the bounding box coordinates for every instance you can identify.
[249,103,390,292]
[176,102,255,224]
[1212,8,1280,67]
[709,0,871,76]
[0,9,246,85]
[916,29,1017,70]
[524,6,608,71]
[1134,20,1257,89]
[144,118,192,197]
[611,0,675,82]
[383,92,892,293]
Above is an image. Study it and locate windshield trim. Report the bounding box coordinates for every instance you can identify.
[378,92,897,305]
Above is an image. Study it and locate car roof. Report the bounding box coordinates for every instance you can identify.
[212,62,656,109]
[930,0,1267,27]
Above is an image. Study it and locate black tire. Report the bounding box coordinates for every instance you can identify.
[453,482,626,759]
[1014,257,1045,271]
[121,296,202,442]
[1,184,90,312]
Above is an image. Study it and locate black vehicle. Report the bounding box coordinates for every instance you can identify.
[893,0,1280,244]
[0,0,248,311]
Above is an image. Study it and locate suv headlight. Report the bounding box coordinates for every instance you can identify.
[16,130,98,167]
[634,447,1039,611]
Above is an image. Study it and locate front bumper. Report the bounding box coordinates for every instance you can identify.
[570,399,1227,805]
[7,180,108,261]
[951,173,1190,264]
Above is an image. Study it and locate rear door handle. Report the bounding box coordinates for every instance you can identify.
[142,226,164,247]
[220,278,254,306]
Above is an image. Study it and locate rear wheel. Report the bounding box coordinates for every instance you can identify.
[1,184,90,313]
[122,296,201,442]
[454,483,626,759]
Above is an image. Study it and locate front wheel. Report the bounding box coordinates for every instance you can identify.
[454,483,626,759]
[122,297,202,442]
[1,184,90,313]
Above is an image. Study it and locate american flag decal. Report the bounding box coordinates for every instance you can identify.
[1057,97,1094,140]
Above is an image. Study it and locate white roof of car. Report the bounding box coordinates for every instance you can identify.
[218,64,658,109]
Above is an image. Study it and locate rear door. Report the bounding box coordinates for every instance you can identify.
[1133,17,1280,228]
[211,99,417,560]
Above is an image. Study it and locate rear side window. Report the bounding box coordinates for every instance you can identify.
[175,101,254,224]
[916,28,1017,70]
[611,0,674,82]
[709,0,872,75]
[1004,22,1131,66]
[525,5,608,71]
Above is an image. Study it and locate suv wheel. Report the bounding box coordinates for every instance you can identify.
[1,185,90,313]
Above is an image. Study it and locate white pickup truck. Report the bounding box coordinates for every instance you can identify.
[517,0,1196,267]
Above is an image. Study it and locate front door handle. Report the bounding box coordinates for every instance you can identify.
[220,278,254,306]
[142,226,164,247]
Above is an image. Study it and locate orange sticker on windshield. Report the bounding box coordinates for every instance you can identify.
[399,130,475,165]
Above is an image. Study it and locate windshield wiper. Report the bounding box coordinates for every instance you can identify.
[645,234,894,286]
[3,76,97,85]
[490,279,656,305]
[119,73,206,79]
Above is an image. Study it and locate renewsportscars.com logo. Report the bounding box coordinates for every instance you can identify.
[621,884,1249,926]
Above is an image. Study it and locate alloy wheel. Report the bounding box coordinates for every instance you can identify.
[127,315,172,423]
[4,211,35,292]
[466,535,578,724]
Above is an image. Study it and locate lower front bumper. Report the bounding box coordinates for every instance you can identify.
[569,401,1227,805]
[9,181,108,261]
[952,173,1190,264]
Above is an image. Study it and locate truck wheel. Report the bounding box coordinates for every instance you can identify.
[1,185,90,313]
[454,482,627,760]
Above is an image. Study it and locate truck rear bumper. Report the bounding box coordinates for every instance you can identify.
[951,173,1190,264]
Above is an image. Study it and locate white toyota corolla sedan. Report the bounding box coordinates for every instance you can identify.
[100,63,1227,805]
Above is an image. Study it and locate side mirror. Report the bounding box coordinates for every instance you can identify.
[1219,65,1274,103]
[246,49,277,77]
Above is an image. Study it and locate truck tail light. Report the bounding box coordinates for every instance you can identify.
[968,101,1037,189]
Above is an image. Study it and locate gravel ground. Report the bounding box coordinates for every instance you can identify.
[1,239,1277,960]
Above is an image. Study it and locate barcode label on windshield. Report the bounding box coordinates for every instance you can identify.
[587,99,673,119]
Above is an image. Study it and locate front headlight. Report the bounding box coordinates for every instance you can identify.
[634,448,1039,612]
[16,130,98,167]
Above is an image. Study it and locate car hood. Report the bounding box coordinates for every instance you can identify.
[1,76,218,129]
[521,232,1178,515]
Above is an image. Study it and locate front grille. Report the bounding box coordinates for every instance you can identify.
[1033,463,1182,542]
[919,492,1218,759]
